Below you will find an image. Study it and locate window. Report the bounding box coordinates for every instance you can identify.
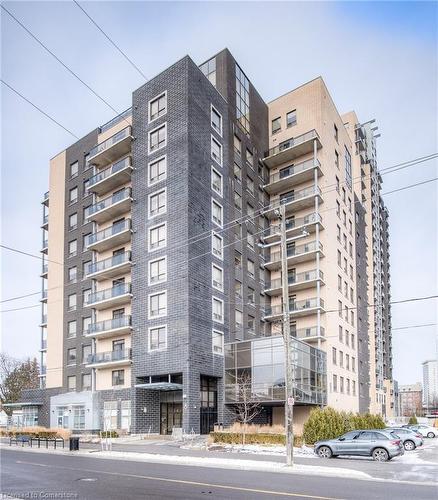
[200,57,216,86]
[69,213,77,230]
[149,91,167,121]
[70,161,79,179]
[67,376,76,391]
[339,326,343,342]
[211,167,223,196]
[337,250,342,267]
[352,357,356,372]
[211,106,222,135]
[332,347,337,364]
[148,156,166,185]
[340,376,344,393]
[345,330,349,346]
[272,117,281,134]
[235,251,242,271]
[349,242,353,257]
[149,325,167,351]
[149,123,167,153]
[286,110,297,128]
[337,225,341,241]
[69,187,78,204]
[247,259,255,278]
[103,401,118,429]
[234,191,242,211]
[67,320,77,338]
[351,334,355,349]
[345,146,352,189]
[338,275,342,292]
[212,199,223,227]
[112,370,125,386]
[82,374,91,391]
[235,310,243,330]
[343,210,347,226]
[67,348,76,365]
[338,300,342,318]
[236,63,250,134]
[339,351,344,368]
[83,233,91,251]
[212,297,224,323]
[149,223,167,251]
[83,288,91,306]
[346,378,350,394]
[247,231,255,250]
[68,294,76,311]
[334,123,339,142]
[247,287,255,306]
[234,135,242,156]
[211,136,222,166]
[149,257,167,285]
[350,287,354,303]
[149,291,167,318]
[333,374,338,392]
[352,380,356,396]
[68,240,77,257]
[149,189,166,218]
[247,177,254,196]
[346,354,350,370]
[246,148,254,167]
[342,187,346,203]
[335,150,339,169]
[212,232,223,259]
[82,345,91,364]
[212,264,223,291]
[121,400,131,431]
[235,280,243,299]
[350,310,355,326]
[82,317,91,334]
[336,201,341,217]
[68,266,77,283]
[234,162,241,183]
[212,330,224,355]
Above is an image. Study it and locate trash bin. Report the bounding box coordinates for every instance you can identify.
[69,437,80,451]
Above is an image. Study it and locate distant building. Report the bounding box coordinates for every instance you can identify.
[422,360,438,413]
[398,383,423,417]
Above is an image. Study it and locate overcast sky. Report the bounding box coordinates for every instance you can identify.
[1,1,437,386]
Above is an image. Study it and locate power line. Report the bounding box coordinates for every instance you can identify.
[392,323,437,331]
[382,177,438,196]
[0,245,63,266]
[1,80,79,139]
[72,0,148,81]
[1,4,130,126]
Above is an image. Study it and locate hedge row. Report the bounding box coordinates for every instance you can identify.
[210,432,303,447]
[0,428,70,439]
[303,407,386,444]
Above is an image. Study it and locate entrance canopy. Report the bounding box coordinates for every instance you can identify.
[134,383,183,391]
[3,402,43,408]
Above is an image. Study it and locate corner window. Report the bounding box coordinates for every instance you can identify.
[212,330,224,355]
[148,156,166,186]
[149,92,167,122]
[149,123,167,153]
[212,199,223,227]
[149,256,167,285]
[148,222,167,251]
[211,105,222,136]
[286,110,297,128]
[211,167,223,196]
[272,117,281,135]
[149,291,167,318]
[149,325,167,351]
[200,57,216,86]
[212,297,224,323]
[211,136,222,166]
[148,188,167,218]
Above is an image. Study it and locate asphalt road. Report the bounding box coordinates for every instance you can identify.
[2,448,437,500]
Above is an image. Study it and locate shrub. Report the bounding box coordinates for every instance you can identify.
[100,430,118,438]
[303,407,386,444]
[211,432,285,445]
[0,426,71,440]
[408,415,418,425]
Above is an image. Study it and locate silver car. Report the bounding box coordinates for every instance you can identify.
[314,429,404,462]
[386,427,423,451]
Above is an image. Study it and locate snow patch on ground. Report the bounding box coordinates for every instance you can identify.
[208,443,316,458]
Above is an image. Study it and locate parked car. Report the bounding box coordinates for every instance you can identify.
[405,424,438,438]
[386,427,423,450]
[314,430,404,462]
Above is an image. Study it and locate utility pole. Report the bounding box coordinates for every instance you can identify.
[279,203,294,466]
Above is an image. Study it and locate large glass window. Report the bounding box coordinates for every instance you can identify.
[149,124,167,152]
[149,291,167,318]
[73,405,85,430]
[149,223,167,251]
[112,370,125,386]
[149,325,167,351]
[345,146,352,190]
[103,401,118,429]
[200,57,216,86]
[235,63,250,134]
[149,189,166,217]
[149,156,166,185]
[149,256,167,284]
[286,110,297,128]
[82,344,91,364]
[149,92,167,121]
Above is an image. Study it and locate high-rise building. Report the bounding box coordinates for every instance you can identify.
[12,49,392,433]
[422,360,438,413]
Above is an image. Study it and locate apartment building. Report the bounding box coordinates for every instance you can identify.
[423,359,438,412]
[14,49,392,433]
[399,383,423,417]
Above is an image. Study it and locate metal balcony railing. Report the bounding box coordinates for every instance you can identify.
[87,348,131,365]
[42,264,48,274]
[41,290,48,299]
[41,314,47,324]
[266,269,323,290]
[86,283,131,306]
[264,297,324,317]
[268,241,323,263]
[87,157,132,189]
[42,239,48,249]
[86,219,131,246]
[87,251,131,276]
[85,188,132,218]
[88,126,131,160]
[275,186,322,207]
[265,129,320,158]
[294,326,326,339]
[267,158,320,184]
[41,339,47,350]
[42,214,49,225]
[87,315,132,335]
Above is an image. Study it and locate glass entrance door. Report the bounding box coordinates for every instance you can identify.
[160,403,182,435]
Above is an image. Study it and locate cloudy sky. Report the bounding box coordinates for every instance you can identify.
[1,1,437,385]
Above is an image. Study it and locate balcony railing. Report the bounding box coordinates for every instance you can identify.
[86,219,131,247]
[42,214,49,225]
[41,339,47,350]
[87,315,132,335]
[42,239,48,249]
[294,326,326,339]
[41,314,47,324]
[268,241,323,263]
[87,157,132,190]
[264,297,324,317]
[86,283,131,306]
[87,251,131,276]
[264,129,320,159]
[266,269,323,290]
[41,289,48,300]
[85,188,132,218]
[42,192,49,204]
[88,126,131,160]
[41,264,48,275]
[40,365,47,375]
[276,186,322,207]
[87,348,132,365]
[267,158,320,185]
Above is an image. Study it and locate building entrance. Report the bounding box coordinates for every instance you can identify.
[160,402,182,435]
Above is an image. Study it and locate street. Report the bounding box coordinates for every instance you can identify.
[1,445,438,500]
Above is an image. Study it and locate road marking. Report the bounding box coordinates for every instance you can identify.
[15,460,343,499]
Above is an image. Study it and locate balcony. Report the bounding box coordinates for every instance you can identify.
[294,326,326,343]
[263,213,323,244]
[40,290,48,302]
[88,126,132,168]
[264,241,324,271]
[263,130,322,168]
[266,186,323,219]
[264,297,325,321]
[86,251,132,281]
[84,283,132,310]
[42,191,49,206]
[41,214,49,229]
[85,188,132,223]
[40,314,47,327]
[264,159,323,194]
[41,239,48,254]
[85,315,132,339]
[265,269,324,296]
[40,263,48,278]
[86,348,132,369]
[86,219,132,252]
[40,339,47,351]
[87,156,133,196]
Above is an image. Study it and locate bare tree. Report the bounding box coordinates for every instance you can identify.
[230,372,262,445]
[0,353,39,415]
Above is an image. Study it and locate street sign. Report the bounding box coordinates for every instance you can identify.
[287,397,295,406]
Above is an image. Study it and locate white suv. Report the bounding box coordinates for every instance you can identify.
[412,425,438,438]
